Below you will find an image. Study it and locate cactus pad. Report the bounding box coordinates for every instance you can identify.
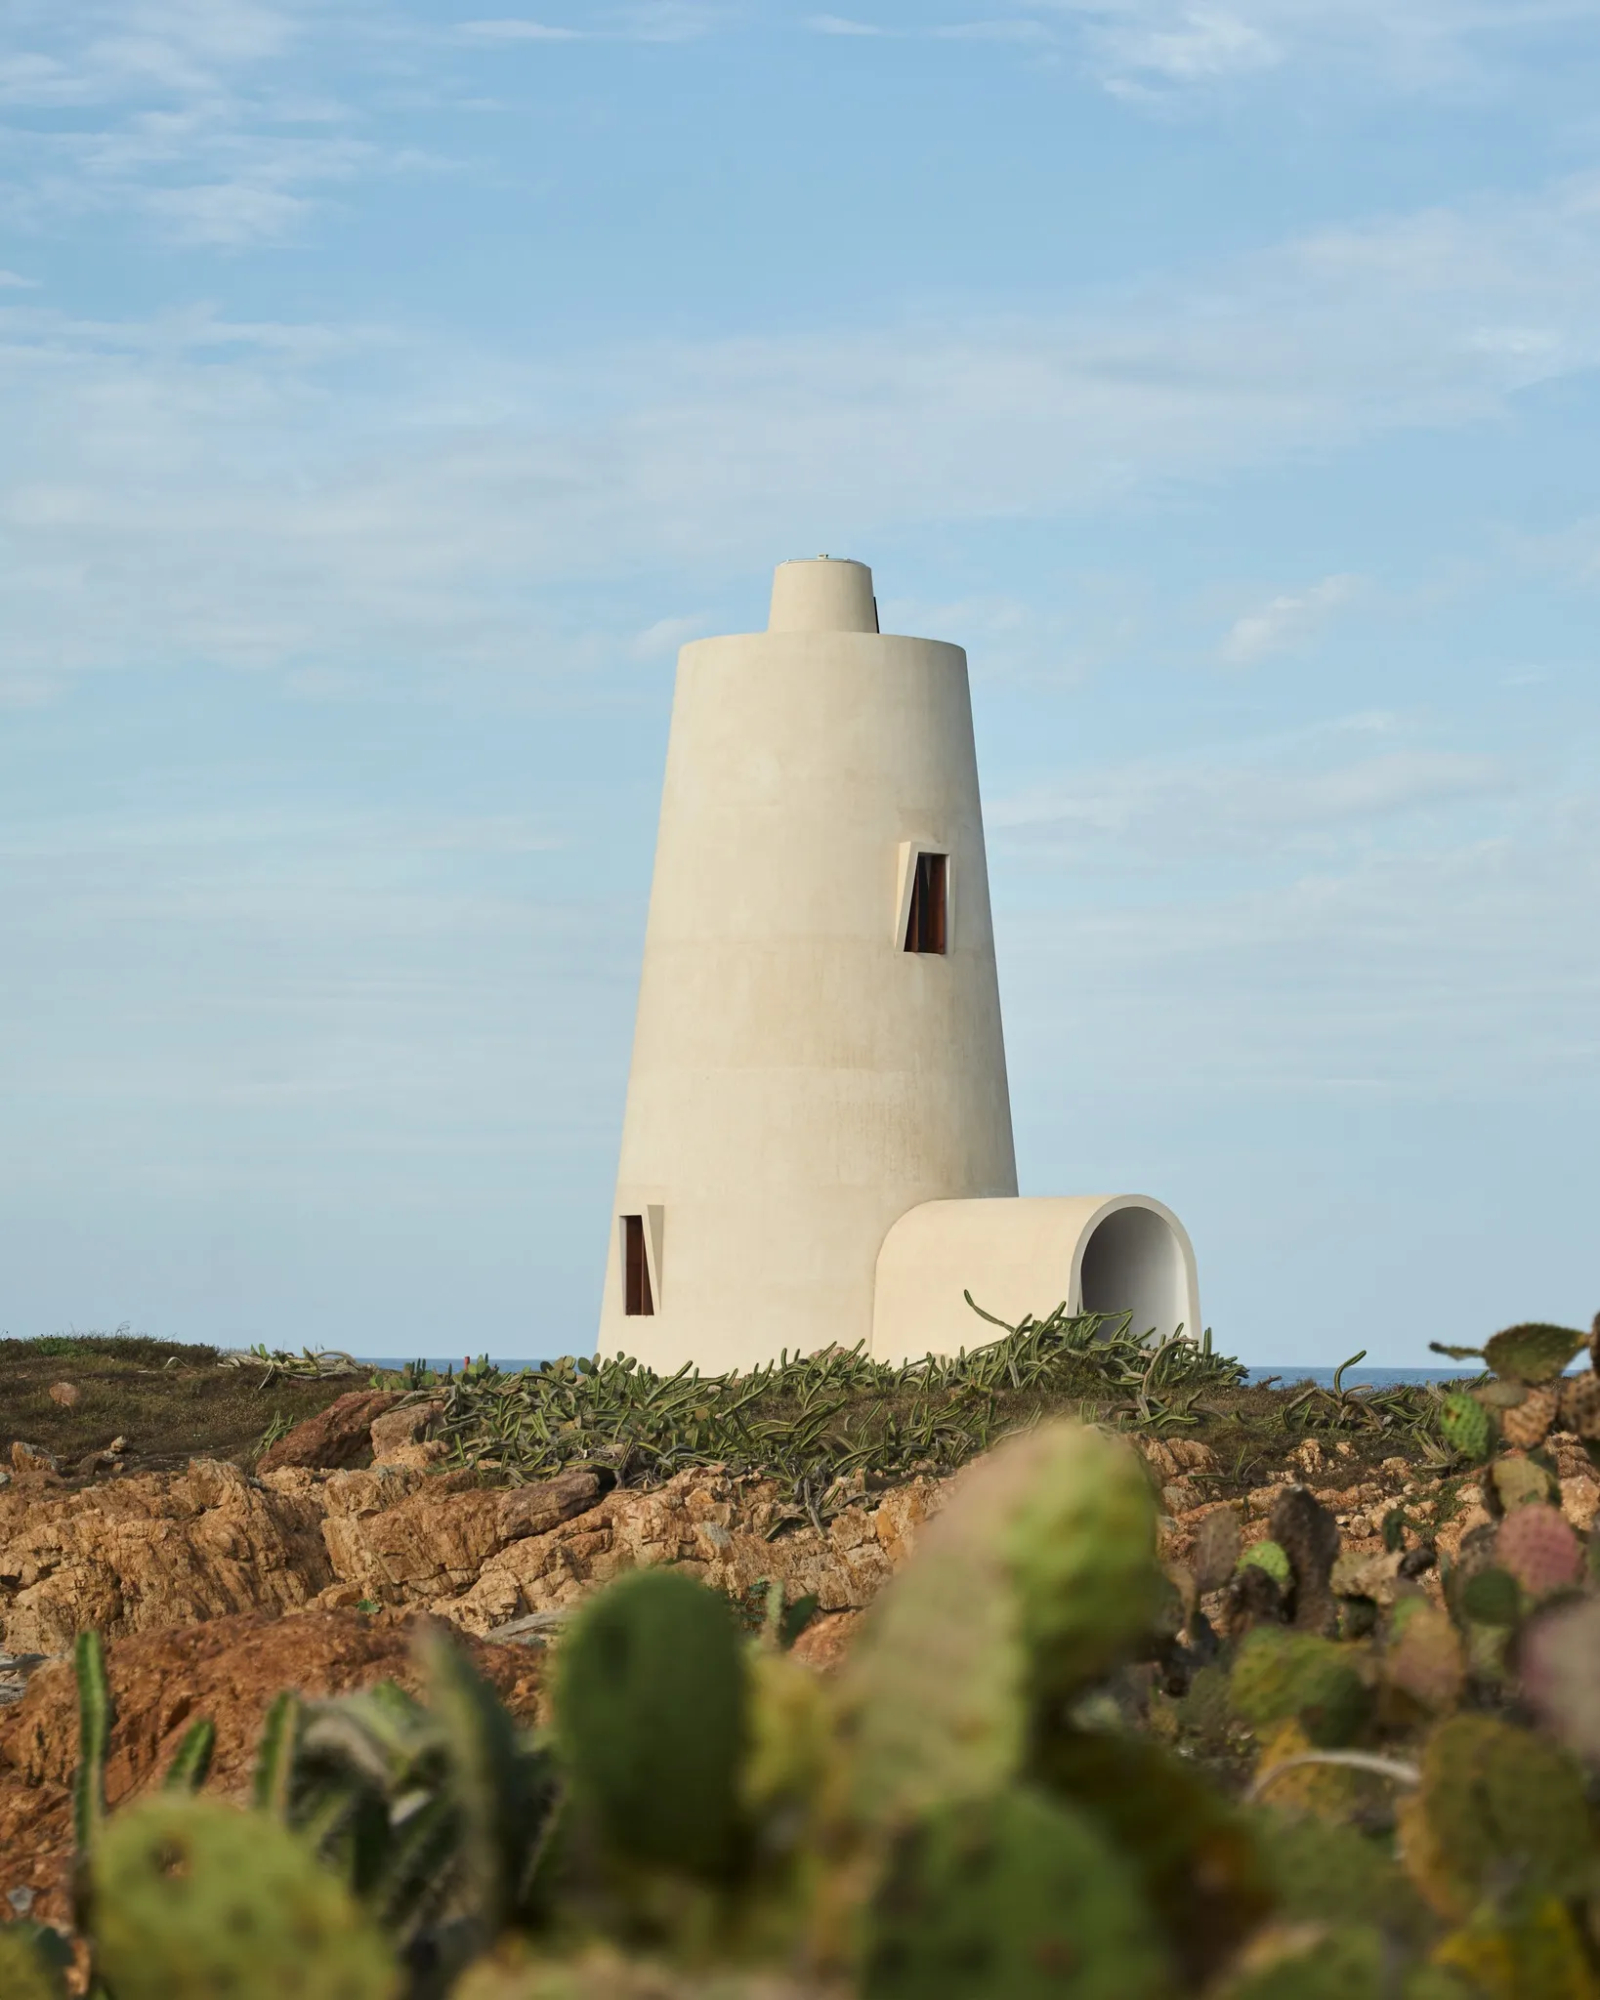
[1499,1383,1559,1450]
[1034,1727,1273,1987]
[1490,1454,1552,1512]
[1229,1629,1371,1748]
[1558,1370,1600,1439]
[1521,1597,1600,1762]
[0,1929,67,2000]
[1495,1503,1582,1597]
[1193,1508,1244,1594]
[847,1422,1159,1822]
[861,1784,1172,2000]
[1401,1715,1593,1918]
[1438,1393,1492,1461]
[1237,1541,1291,1587]
[1482,1323,1587,1385]
[1000,1421,1163,1703]
[1261,1814,1430,1947]
[87,1794,397,2000]
[554,1566,747,1882]
[1208,1921,1388,2000]
[1384,1603,1464,1715]
[1432,1897,1600,2000]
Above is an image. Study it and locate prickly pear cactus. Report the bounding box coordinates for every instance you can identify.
[1494,1502,1582,1597]
[1383,1601,1464,1716]
[554,1565,748,1882]
[999,1420,1163,1703]
[1229,1628,1371,1747]
[860,1784,1173,2000]
[1558,1369,1600,1438]
[1237,1541,1291,1588]
[1397,1715,1594,1920]
[1259,1813,1431,1949]
[0,1927,67,2000]
[1490,1454,1553,1512]
[86,1793,397,2000]
[846,1422,1159,1821]
[1432,1896,1600,2000]
[1498,1382,1559,1450]
[1482,1323,1586,1385]
[1031,1726,1272,1988]
[1207,1920,1388,2000]
[1439,1392,1493,1462]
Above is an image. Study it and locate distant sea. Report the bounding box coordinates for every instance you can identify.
[1244,1365,1470,1389]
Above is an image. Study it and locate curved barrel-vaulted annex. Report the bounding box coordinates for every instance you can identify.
[597,558,1202,1373]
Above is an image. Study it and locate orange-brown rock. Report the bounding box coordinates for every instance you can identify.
[0,1607,544,1932]
[0,1459,333,1656]
[438,1469,944,1637]
[257,1388,405,1473]
[1,1457,946,1658]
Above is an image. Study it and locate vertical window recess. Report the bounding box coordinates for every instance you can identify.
[623,1214,654,1316]
[904,851,948,955]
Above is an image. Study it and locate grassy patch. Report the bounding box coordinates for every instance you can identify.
[0,1333,366,1476]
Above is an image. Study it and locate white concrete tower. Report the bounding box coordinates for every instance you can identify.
[599,558,1018,1373]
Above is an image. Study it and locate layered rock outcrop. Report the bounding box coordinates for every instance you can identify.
[0,1453,945,1659]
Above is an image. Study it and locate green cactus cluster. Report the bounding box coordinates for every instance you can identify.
[10,1311,1600,2000]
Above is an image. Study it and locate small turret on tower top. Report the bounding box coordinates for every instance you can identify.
[767,556,879,634]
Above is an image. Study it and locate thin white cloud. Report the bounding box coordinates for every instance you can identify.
[457,19,586,40]
[806,14,887,32]
[1219,573,1361,666]
[934,19,1054,42]
[1026,0,1600,95]
[4,174,1600,682]
[0,269,40,287]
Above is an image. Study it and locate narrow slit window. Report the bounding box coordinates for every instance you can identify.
[903,851,948,954]
[623,1214,654,1316]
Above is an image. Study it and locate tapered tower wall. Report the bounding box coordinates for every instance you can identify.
[598,559,1017,1373]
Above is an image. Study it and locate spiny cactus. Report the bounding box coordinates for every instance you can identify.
[845,1423,1160,1823]
[1398,1715,1592,1919]
[1229,1628,1371,1748]
[1207,1920,1388,2000]
[1482,1323,1587,1384]
[1520,1596,1600,1762]
[1438,1392,1493,1462]
[1458,1565,1521,1628]
[1495,1502,1582,1597]
[1267,1486,1341,1635]
[1489,1453,1552,1513]
[72,1628,113,1854]
[999,1420,1162,1704]
[1499,1382,1560,1450]
[1237,1541,1291,1588]
[1383,1602,1464,1716]
[1031,1727,1272,1988]
[555,1566,748,1883]
[86,1793,398,2000]
[1558,1369,1600,1439]
[1258,1814,1431,1949]
[1431,1896,1600,2000]
[162,1717,215,1792]
[1192,1507,1243,1593]
[0,1926,70,2000]
[860,1784,1173,2000]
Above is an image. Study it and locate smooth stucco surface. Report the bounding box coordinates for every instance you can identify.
[599,558,1017,1372]
[870,1194,1203,1367]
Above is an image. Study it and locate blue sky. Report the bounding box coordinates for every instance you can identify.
[1,0,1597,1366]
